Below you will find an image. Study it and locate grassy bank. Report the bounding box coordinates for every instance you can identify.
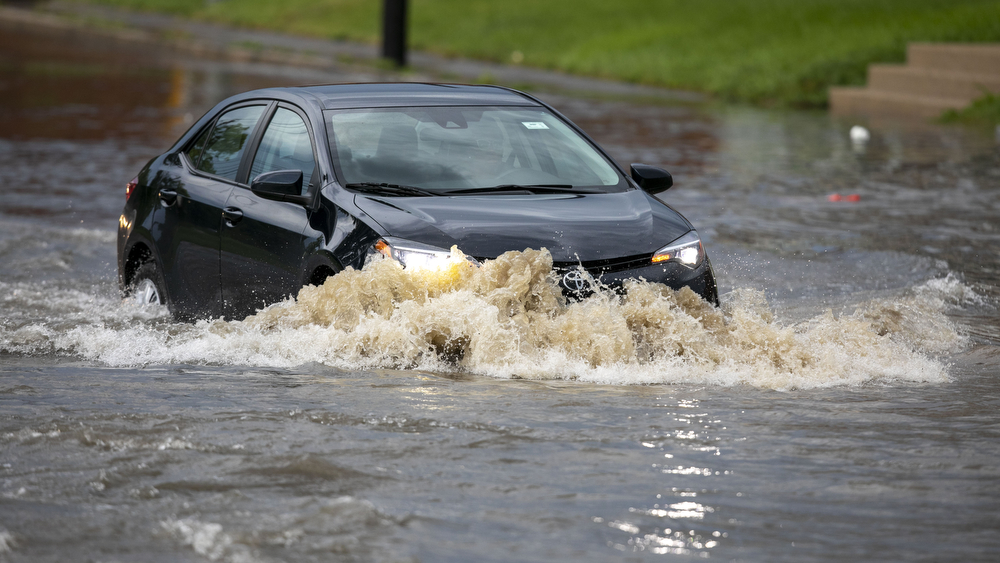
[941,92,1000,127]
[72,0,1000,106]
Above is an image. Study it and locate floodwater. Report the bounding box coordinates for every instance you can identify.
[2,18,1000,562]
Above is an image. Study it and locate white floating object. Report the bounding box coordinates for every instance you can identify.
[850,125,870,144]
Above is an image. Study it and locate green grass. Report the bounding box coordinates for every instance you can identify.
[71,0,1000,106]
[941,92,1000,127]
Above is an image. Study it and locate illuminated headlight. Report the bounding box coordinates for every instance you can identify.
[371,237,479,270]
[652,231,705,269]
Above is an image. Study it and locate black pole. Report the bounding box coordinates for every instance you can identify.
[382,0,407,67]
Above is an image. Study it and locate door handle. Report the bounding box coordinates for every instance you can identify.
[223,206,244,226]
[158,188,178,206]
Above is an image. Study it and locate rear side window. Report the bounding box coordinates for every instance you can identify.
[194,105,266,181]
[249,107,316,194]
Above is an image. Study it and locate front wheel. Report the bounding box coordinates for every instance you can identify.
[129,261,167,307]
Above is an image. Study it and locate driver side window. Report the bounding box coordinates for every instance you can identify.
[249,107,316,194]
[192,105,266,181]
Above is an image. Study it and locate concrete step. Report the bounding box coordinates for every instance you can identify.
[829,86,969,118]
[868,64,1000,101]
[907,43,1000,75]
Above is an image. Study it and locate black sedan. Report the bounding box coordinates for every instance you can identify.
[118,83,717,320]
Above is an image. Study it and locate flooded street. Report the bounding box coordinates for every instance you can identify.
[2,17,1000,562]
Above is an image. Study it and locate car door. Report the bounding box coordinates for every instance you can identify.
[156,103,268,318]
[220,104,317,319]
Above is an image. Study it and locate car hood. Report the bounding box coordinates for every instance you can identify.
[353,189,693,262]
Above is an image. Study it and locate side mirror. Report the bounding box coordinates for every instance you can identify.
[250,170,311,205]
[630,163,673,194]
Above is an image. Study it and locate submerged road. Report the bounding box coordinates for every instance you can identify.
[1,15,999,562]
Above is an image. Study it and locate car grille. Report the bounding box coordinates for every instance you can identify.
[551,253,653,277]
[471,252,654,296]
[472,253,652,276]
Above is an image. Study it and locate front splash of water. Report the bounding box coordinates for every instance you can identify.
[209,247,964,389]
[1,247,971,389]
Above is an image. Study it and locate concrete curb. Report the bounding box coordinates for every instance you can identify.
[831,42,1000,118]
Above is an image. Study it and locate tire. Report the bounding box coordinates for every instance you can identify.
[129,261,167,307]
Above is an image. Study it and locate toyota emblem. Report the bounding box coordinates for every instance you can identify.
[561,269,588,292]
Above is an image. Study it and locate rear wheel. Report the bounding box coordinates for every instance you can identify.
[129,261,167,306]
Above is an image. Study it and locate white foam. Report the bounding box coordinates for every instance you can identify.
[0,529,16,554]
[160,518,244,562]
[3,248,972,389]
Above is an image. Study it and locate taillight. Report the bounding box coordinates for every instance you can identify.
[125,177,138,201]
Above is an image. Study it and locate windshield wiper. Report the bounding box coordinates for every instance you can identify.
[345,182,437,197]
[443,184,574,195]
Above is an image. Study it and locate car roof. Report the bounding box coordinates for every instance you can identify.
[237,83,541,110]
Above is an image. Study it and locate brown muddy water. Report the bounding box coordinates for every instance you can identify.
[2,20,1000,563]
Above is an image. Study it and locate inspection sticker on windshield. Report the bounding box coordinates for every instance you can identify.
[522,122,549,130]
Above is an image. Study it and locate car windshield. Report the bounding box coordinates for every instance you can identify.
[325,106,624,194]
